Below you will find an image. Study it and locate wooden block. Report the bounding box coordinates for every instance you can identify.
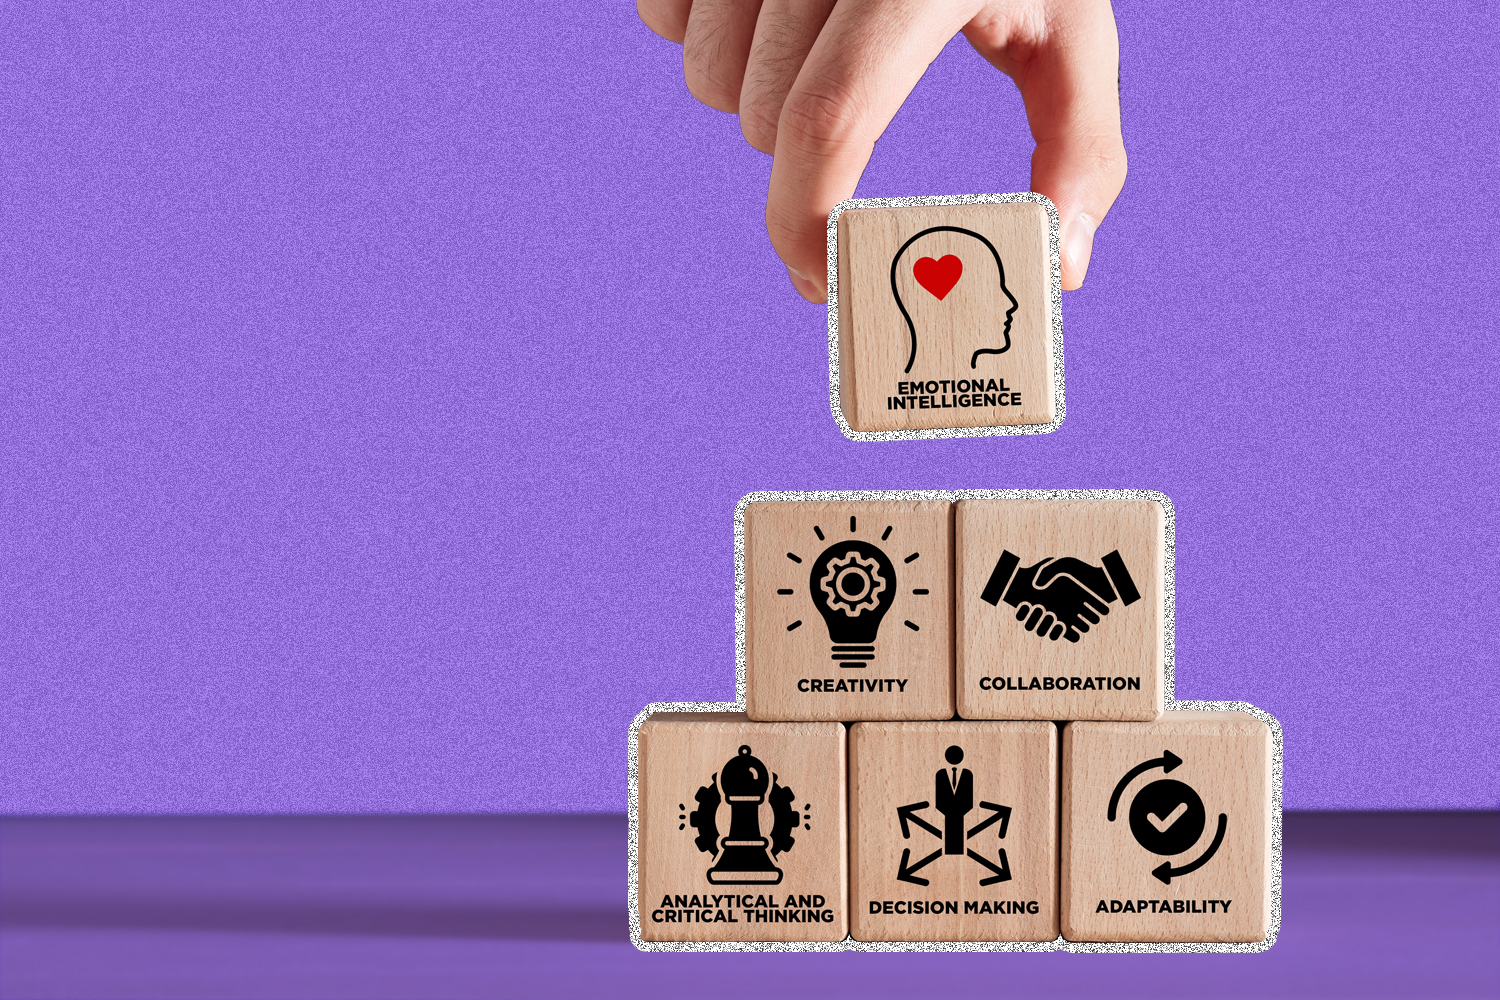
[955,499,1164,721]
[1061,712,1272,943]
[744,500,954,722]
[835,201,1056,433]
[637,713,847,942]
[848,721,1059,942]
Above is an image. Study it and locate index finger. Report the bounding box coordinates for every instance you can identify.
[766,0,978,302]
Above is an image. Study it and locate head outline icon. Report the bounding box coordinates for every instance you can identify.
[890,226,1019,373]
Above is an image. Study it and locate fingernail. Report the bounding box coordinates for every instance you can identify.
[787,265,827,304]
[1064,214,1098,289]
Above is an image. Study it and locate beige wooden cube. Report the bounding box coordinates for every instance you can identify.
[636,713,847,942]
[1061,712,1272,943]
[955,498,1164,721]
[835,201,1056,433]
[744,500,954,722]
[848,721,1059,942]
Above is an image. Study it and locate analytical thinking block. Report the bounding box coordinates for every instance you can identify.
[636,714,847,943]
[833,198,1059,434]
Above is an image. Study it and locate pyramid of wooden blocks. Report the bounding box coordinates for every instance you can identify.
[634,492,1276,950]
[835,201,1057,433]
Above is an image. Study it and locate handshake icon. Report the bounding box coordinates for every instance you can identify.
[979,549,1142,644]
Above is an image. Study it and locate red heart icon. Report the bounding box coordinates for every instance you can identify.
[913,255,963,300]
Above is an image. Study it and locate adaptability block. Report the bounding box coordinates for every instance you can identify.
[1061,712,1273,943]
[955,498,1164,721]
[636,713,847,943]
[849,721,1059,943]
[835,200,1056,433]
[744,500,954,722]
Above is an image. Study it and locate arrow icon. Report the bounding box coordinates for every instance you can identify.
[966,848,1012,886]
[897,847,944,886]
[896,801,943,840]
[1151,813,1227,884]
[1107,750,1182,821]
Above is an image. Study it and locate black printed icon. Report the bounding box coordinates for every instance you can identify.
[895,746,1013,888]
[686,745,806,885]
[980,548,1140,643]
[781,517,926,667]
[1108,750,1227,885]
[891,226,1017,373]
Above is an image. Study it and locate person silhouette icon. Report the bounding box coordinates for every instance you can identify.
[934,745,973,855]
[890,227,1019,374]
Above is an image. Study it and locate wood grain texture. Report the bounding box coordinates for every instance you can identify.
[849,721,1058,942]
[1060,712,1272,943]
[745,500,954,722]
[955,499,1164,721]
[638,713,847,942]
[836,203,1053,433]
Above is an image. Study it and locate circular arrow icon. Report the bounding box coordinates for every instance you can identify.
[1108,751,1228,885]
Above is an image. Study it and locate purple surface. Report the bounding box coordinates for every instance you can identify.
[1,3,1498,814]
[2,814,1497,999]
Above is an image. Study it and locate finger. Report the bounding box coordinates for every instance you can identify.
[1036,613,1055,637]
[683,0,768,112]
[1064,626,1081,643]
[1073,616,1091,632]
[739,0,838,154]
[967,0,1126,289]
[1078,605,1100,625]
[1025,607,1046,632]
[1015,603,1031,622]
[638,0,693,43]
[767,0,978,301]
[1048,622,1065,640]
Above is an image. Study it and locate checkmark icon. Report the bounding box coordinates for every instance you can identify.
[1147,802,1188,833]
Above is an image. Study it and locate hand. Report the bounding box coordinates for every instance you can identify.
[1004,557,1111,643]
[637,0,1127,302]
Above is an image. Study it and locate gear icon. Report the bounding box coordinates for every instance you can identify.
[819,550,887,617]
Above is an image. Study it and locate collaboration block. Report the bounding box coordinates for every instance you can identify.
[955,498,1165,721]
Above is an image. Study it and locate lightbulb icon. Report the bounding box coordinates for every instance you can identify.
[780,517,926,667]
[809,539,897,666]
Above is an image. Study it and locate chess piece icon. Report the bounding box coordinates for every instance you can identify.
[687,745,804,885]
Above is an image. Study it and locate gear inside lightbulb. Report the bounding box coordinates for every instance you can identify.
[819,550,887,616]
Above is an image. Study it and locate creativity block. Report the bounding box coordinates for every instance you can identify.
[955,498,1164,721]
[636,713,846,942]
[1061,712,1273,943]
[834,200,1056,433]
[744,500,954,722]
[849,721,1058,943]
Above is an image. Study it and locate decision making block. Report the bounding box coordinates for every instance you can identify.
[1061,712,1273,943]
[834,199,1057,433]
[955,498,1165,721]
[744,499,954,721]
[636,713,847,943]
[849,721,1058,943]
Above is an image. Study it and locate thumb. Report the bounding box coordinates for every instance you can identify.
[975,2,1127,289]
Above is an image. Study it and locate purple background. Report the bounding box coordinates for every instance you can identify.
[2,2,1496,814]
